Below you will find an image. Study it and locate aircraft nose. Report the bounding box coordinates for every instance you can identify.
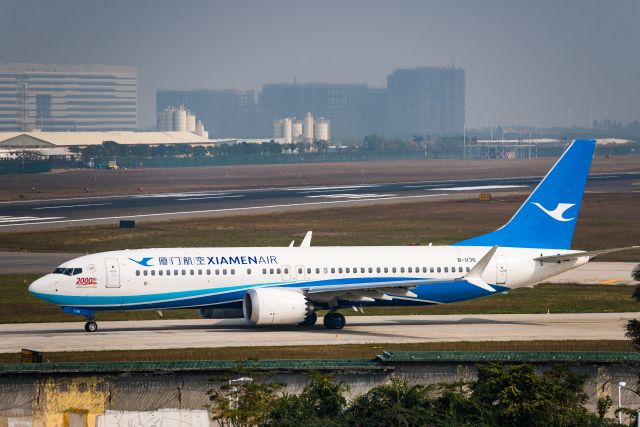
[28,275,50,295]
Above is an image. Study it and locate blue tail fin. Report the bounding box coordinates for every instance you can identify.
[454,139,596,249]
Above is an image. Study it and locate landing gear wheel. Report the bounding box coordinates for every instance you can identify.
[299,311,318,326]
[84,321,98,333]
[323,312,346,330]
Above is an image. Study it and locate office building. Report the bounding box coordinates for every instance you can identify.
[386,66,465,136]
[0,63,137,131]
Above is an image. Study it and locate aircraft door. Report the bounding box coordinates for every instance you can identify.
[294,265,306,282]
[281,266,292,281]
[105,258,121,288]
[496,255,507,285]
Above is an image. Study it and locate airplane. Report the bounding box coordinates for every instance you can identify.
[28,139,638,332]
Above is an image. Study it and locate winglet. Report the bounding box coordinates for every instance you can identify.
[462,246,498,292]
[300,231,313,247]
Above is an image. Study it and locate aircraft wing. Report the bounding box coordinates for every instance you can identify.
[304,246,499,303]
[534,246,639,263]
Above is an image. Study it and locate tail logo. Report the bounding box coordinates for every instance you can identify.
[531,202,576,222]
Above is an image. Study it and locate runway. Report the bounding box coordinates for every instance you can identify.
[1,172,638,231]
[0,313,636,353]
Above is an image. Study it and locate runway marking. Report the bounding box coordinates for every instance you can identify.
[306,193,397,199]
[33,203,112,210]
[287,185,377,192]
[0,193,450,228]
[432,185,527,191]
[177,195,245,201]
[598,279,624,284]
[0,216,65,224]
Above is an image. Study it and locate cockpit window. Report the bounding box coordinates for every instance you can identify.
[53,267,83,276]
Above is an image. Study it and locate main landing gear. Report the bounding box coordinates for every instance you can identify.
[323,312,346,330]
[84,320,98,332]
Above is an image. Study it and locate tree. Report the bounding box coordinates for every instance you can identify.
[632,264,640,282]
[208,373,284,427]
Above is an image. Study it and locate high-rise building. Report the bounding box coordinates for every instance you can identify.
[0,63,137,131]
[156,89,264,138]
[386,67,465,136]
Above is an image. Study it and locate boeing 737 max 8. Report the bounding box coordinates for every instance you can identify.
[28,140,638,332]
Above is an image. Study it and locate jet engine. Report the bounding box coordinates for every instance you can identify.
[243,288,313,325]
[197,308,244,319]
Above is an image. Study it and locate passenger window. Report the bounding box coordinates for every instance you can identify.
[143,270,148,276]
[423,267,427,273]
[182,270,186,275]
[459,267,463,273]
[136,270,140,276]
[466,267,470,272]
[284,268,289,274]
[400,267,405,273]
[262,268,267,274]
[392,267,396,273]
[206,269,211,275]
[216,269,220,275]
[331,268,335,274]
[231,269,235,275]
[346,268,350,273]
[159,270,163,276]
[190,269,194,275]
[437,267,441,273]
[151,270,156,276]
[247,269,251,274]
[430,267,434,273]
[384,267,388,273]
[198,269,202,275]
[338,268,343,273]
[361,268,365,273]
[269,268,274,274]
[376,267,381,273]
[277,268,281,274]
[369,267,373,273]
[166,270,171,276]
[408,267,413,273]
[316,268,320,274]
[174,269,178,275]
[451,266,455,272]
[307,268,311,274]
[444,267,448,273]
[223,269,227,275]
[323,268,328,274]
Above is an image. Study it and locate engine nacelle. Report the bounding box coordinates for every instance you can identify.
[243,288,311,325]
[197,308,244,319]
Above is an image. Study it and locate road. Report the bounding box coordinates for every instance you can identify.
[0,313,636,353]
[1,172,638,231]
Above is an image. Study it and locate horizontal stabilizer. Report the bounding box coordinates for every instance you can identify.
[535,246,639,263]
[460,246,498,292]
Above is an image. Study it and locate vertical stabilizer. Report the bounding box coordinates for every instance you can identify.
[454,139,596,249]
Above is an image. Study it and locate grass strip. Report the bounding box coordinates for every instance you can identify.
[0,340,634,364]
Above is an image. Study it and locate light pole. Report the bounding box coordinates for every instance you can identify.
[619,381,628,424]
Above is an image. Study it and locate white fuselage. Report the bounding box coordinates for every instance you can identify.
[28,245,588,312]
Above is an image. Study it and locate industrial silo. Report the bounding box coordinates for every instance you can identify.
[292,119,303,141]
[186,111,197,133]
[173,107,187,132]
[314,117,330,142]
[303,112,314,144]
[283,117,292,144]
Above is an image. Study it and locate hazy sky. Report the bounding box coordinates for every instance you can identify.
[1,0,638,129]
